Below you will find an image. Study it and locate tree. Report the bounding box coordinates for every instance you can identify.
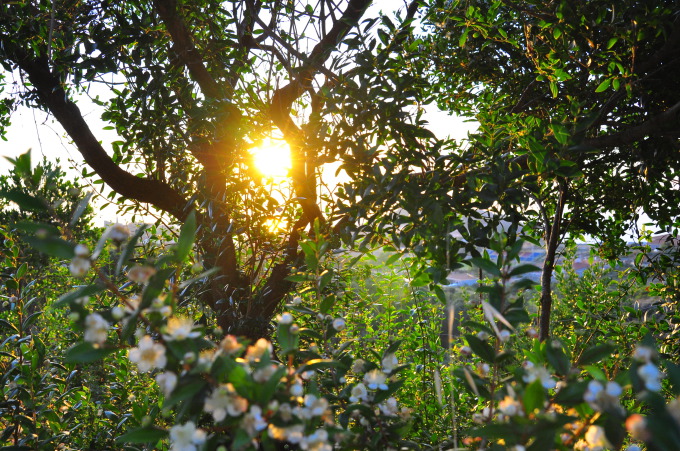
[0,0,425,339]
[344,0,680,339]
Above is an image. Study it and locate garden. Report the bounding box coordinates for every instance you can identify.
[1,0,680,449]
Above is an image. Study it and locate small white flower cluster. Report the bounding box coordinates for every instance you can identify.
[69,224,130,278]
[155,317,339,451]
[69,244,92,277]
[169,421,206,451]
[521,361,556,389]
[583,379,623,412]
[573,425,611,451]
[633,345,664,391]
[83,313,109,345]
[498,394,523,418]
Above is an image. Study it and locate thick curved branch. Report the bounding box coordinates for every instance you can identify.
[16,55,190,221]
[152,0,222,99]
[585,100,680,149]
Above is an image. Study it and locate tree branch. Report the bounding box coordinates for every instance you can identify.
[585,100,680,149]
[16,55,190,221]
[152,0,222,99]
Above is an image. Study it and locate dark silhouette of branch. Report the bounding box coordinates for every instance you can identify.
[152,0,222,99]
[585,100,680,149]
[15,54,190,221]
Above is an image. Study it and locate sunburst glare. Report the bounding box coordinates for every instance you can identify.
[250,139,292,178]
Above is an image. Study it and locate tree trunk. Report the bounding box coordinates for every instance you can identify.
[539,184,568,341]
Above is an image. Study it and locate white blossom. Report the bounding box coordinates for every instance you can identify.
[74,244,89,257]
[290,381,304,397]
[269,424,305,443]
[128,335,167,372]
[364,369,389,390]
[105,223,130,242]
[246,338,272,362]
[382,353,399,373]
[498,395,523,417]
[127,265,157,284]
[585,425,610,449]
[633,345,655,363]
[253,363,279,383]
[169,421,206,451]
[83,313,109,344]
[303,394,330,417]
[155,371,178,397]
[350,382,369,403]
[220,335,242,355]
[242,405,268,436]
[522,365,556,389]
[379,397,399,416]
[332,317,346,331]
[163,317,200,341]
[69,256,91,277]
[204,383,248,421]
[638,361,664,391]
[584,380,622,411]
[300,429,332,451]
[277,312,294,325]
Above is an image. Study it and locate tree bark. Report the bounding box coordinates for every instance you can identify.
[539,183,568,342]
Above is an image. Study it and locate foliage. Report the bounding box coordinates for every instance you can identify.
[0,0,430,337]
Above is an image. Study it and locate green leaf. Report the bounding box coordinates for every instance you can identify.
[465,334,495,364]
[319,294,335,315]
[384,340,403,357]
[545,341,570,376]
[523,379,545,414]
[508,264,541,277]
[373,379,405,404]
[163,379,207,409]
[595,78,611,93]
[577,342,615,366]
[13,220,60,237]
[140,267,174,310]
[69,191,93,227]
[116,225,149,275]
[174,210,197,262]
[256,366,286,405]
[16,262,28,279]
[665,361,680,396]
[23,236,75,259]
[65,342,118,363]
[178,267,221,289]
[116,427,168,444]
[318,268,334,292]
[52,283,105,309]
[459,28,469,47]
[384,252,402,266]
[286,274,312,283]
[298,359,342,373]
[470,257,501,277]
[0,318,19,334]
[0,190,46,212]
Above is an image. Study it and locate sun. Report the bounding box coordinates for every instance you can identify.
[250,139,292,178]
